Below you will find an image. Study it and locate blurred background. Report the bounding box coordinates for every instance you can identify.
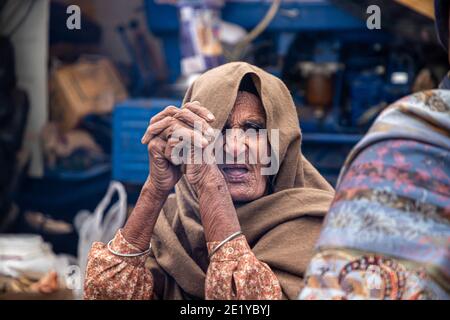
[0,0,446,299]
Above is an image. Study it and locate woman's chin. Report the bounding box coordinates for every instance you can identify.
[228,185,261,203]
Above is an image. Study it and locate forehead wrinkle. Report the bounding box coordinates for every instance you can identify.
[226,91,266,127]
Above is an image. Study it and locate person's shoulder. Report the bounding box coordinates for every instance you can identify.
[388,89,450,115]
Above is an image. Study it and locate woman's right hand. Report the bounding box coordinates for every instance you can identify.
[141,106,182,195]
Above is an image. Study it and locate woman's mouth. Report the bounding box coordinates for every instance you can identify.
[219,164,251,182]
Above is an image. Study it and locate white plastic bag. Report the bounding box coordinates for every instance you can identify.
[0,234,57,279]
[74,181,127,287]
[0,234,74,291]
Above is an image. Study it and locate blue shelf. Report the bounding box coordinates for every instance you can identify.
[145,0,365,34]
[144,0,369,82]
[112,98,182,184]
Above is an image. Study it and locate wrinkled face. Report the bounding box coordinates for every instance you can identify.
[218,91,270,203]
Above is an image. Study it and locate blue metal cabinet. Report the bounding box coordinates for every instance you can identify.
[144,0,367,82]
[112,98,182,184]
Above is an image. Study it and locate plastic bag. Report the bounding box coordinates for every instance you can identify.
[0,234,58,279]
[74,181,127,287]
[0,234,75,295]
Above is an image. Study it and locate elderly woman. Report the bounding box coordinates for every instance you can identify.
[299,0,450,300]
[84,62,334,300]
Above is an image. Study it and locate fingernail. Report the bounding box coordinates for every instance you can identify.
[207,113,215,121]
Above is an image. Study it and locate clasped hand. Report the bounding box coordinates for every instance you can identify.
[141,101,224,194]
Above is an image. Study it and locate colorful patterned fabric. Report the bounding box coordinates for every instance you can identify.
[299,90,450,300]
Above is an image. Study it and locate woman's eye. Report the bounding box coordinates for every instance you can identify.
[245,122,263,131]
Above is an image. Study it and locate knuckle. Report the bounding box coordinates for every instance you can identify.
[179,108,194,120]
[185,102,197,109]
[171,122,181,131]
[179,108,190,116]
[166,139,175,148]
[148,139,157,150]
[148,139,162,152]
[149,115,158,124]
[186,102,200,111]
[196,104,208,112]
[166,105,178,113]
[168,116,177,125]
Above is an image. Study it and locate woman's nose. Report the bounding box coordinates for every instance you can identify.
[224,128,247,159]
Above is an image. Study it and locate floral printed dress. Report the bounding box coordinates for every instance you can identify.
[84,230,282,300]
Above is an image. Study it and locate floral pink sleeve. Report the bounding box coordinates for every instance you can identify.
[84,229,153,300]
[205,235,282,300]
[84,232,281,300]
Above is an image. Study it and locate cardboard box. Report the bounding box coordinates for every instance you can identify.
[50,58,127,131]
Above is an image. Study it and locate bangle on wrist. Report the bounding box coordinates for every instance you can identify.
[107,240,152,257]
[208,231,243,259]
